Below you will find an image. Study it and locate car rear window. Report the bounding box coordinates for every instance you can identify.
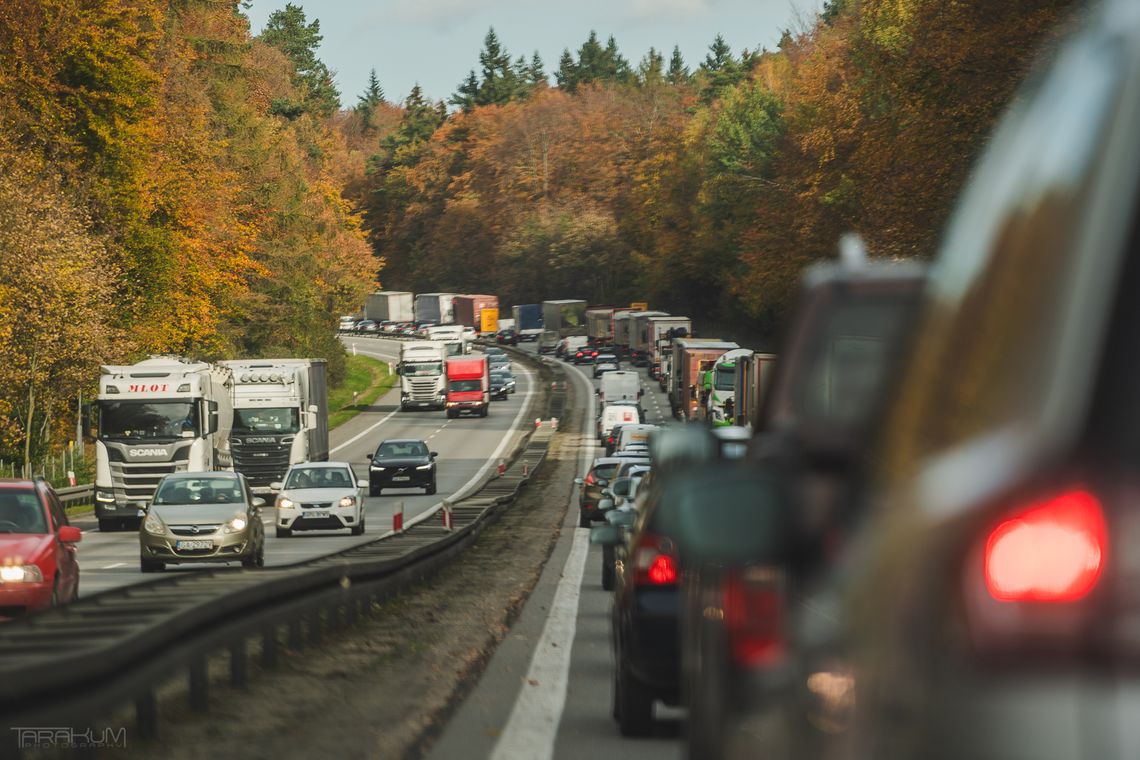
[593,463,620,480]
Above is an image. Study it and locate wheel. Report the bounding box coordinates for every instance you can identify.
[369,484,381,497]
[98,518,117,532]
[579,509,591,529]
[602,545,615,591]
[616,653,654,736]
[446,409,456,419]
[426,480,437,495]
[276,526,292,538]
[242,542,264,568]
[351,518,365,536]
[480,406,488,418]
[140,559,164,573]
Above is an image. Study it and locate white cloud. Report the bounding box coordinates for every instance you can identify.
[628,0,711,21]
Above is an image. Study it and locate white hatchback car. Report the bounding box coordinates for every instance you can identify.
[272,462,367,538]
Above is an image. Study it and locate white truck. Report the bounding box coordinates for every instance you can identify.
[701,348,755,426]
[598,370,642,405]
[397,341,448,411]
[414,293,457,325]
[92,357,234,531]
[425,324,467,357]
[220,359,330,494]
[646,316,691,379]
[364,291,414,323]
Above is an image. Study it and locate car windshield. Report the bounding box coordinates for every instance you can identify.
[285,467,354,489]
[232,407,300,434]
[153,477,245,505]
[450,379,482,392]
[98,400,201,441]
[0,491,47,534]
[377,441,429,458]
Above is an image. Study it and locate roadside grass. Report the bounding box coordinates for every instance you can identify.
[328,355,396,430]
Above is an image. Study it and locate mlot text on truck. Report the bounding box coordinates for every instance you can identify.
[414,292,457,325]
[90,357,234,531]
[542,299,588,337]
[221,359,329,493]
[668,338,739,421]
[511,303,544,341]
[364,291,414,323]
[698,348,754,427]
[397,340,448,411]
[445,356,490,418]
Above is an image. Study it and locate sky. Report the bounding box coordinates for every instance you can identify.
[244,0,823,107]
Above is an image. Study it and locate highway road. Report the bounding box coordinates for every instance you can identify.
[71,336,540,597]
[430,343,684,760]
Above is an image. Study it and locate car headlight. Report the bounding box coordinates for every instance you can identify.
[276,496,296,509]
[0,564,43,583]
[370,465,386,472]
[338,495,357,508]
[416,464,433,470]
[95,490,116,503]
[143,511,166,535]
[224,516,248,534]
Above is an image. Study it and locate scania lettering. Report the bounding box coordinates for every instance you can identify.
[92,357,234,531]
[397,341,448,410]
[220,359,330,494]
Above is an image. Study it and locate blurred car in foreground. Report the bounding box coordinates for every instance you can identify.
[836,6,1140,759]
[0,479,81,615]
[675,256,926,759]
[272,462,368,538]
[139,472,266,572]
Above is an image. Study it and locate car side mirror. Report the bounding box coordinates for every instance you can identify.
[251,497,266,508]
[606,509,637,528]
[59,526,82,544]
[431,451,439,458]
[597,497,615,512]
[270,482,283,491]
[590,524,622,547]
[357,479,369,489]
[573,477,584,486]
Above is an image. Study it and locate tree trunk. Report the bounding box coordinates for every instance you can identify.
[23,351,36,476]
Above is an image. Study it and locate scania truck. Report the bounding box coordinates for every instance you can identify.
[220,359,329,493]
[698,348,754,426]
[425,324,467,357]
[397,341,448,411]
[92,357,234,531]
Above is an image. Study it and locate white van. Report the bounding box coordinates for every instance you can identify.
[599,370,641,404]
[615,424,657,453]
[598,403,642,442]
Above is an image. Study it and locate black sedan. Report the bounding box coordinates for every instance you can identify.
[490,369,516,400]
[368,439,438,495]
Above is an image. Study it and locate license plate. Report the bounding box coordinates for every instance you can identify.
[392,476,411,482]
[306,511,329,518]
[175,540,213,551]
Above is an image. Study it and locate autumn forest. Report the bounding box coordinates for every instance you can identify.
[0,0,1077,465]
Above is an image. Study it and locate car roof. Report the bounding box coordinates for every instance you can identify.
[288,461,354,470]
[380,438,429,445]
[590,457,625,467]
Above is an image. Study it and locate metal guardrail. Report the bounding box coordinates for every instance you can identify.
[55,483,94,509]
[0,344,568,752]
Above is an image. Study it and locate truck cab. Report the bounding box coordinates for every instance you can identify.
[398,341,447,410]
[425,325,467,357]
[445,356,490,418]
[701,348,754,426]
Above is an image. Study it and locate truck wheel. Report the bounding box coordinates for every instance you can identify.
[602,545,616,591]
[98,519,117,533]
[480,406,488,418]
[579,509,591,529]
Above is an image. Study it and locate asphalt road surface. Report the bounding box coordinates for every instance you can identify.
[72,336,539,597]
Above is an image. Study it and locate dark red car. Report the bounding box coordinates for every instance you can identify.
[0,478,81,617]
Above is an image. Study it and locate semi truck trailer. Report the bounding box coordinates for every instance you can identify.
[668,339,739,421]
[364,291,414,323]
[542,300,587,337]
[453,295,499,330]
[414,293,457,325]
[512,304,544,341]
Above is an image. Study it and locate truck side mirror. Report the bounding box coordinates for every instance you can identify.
[81,404,93,439]
[207,401,219,435]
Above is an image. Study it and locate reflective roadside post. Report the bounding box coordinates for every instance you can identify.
[393,501,404,533]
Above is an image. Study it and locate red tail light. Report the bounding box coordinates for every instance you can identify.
[634,533,678,586]
[723,568,784,668]
[984,489,1106,603]
[585,471,596,486]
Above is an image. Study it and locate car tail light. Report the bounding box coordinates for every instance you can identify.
[633,533,678,586]
[585,471,597,486]
[984,489,1106,603]
[722,569,784,668]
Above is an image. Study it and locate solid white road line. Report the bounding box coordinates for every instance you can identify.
[490,361,595,760]
[101,562,126,569]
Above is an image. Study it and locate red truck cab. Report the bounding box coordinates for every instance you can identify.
[445,356,490,418]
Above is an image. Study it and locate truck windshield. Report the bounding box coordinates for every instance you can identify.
[403,362,443,376]
[232,408,300,434]
[714,366,736,391]
[450,380,481,392]
[99,401,200,441]
[445,343,463,357]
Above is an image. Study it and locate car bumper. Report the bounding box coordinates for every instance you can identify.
[277,505,361,530]
[140,531,255,564]
[0,580,54,612]
[370,470,434,488]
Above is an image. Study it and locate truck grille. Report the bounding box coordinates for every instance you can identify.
[110,461,181,503]
[232,443,291,487]
[409,379,440,401]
